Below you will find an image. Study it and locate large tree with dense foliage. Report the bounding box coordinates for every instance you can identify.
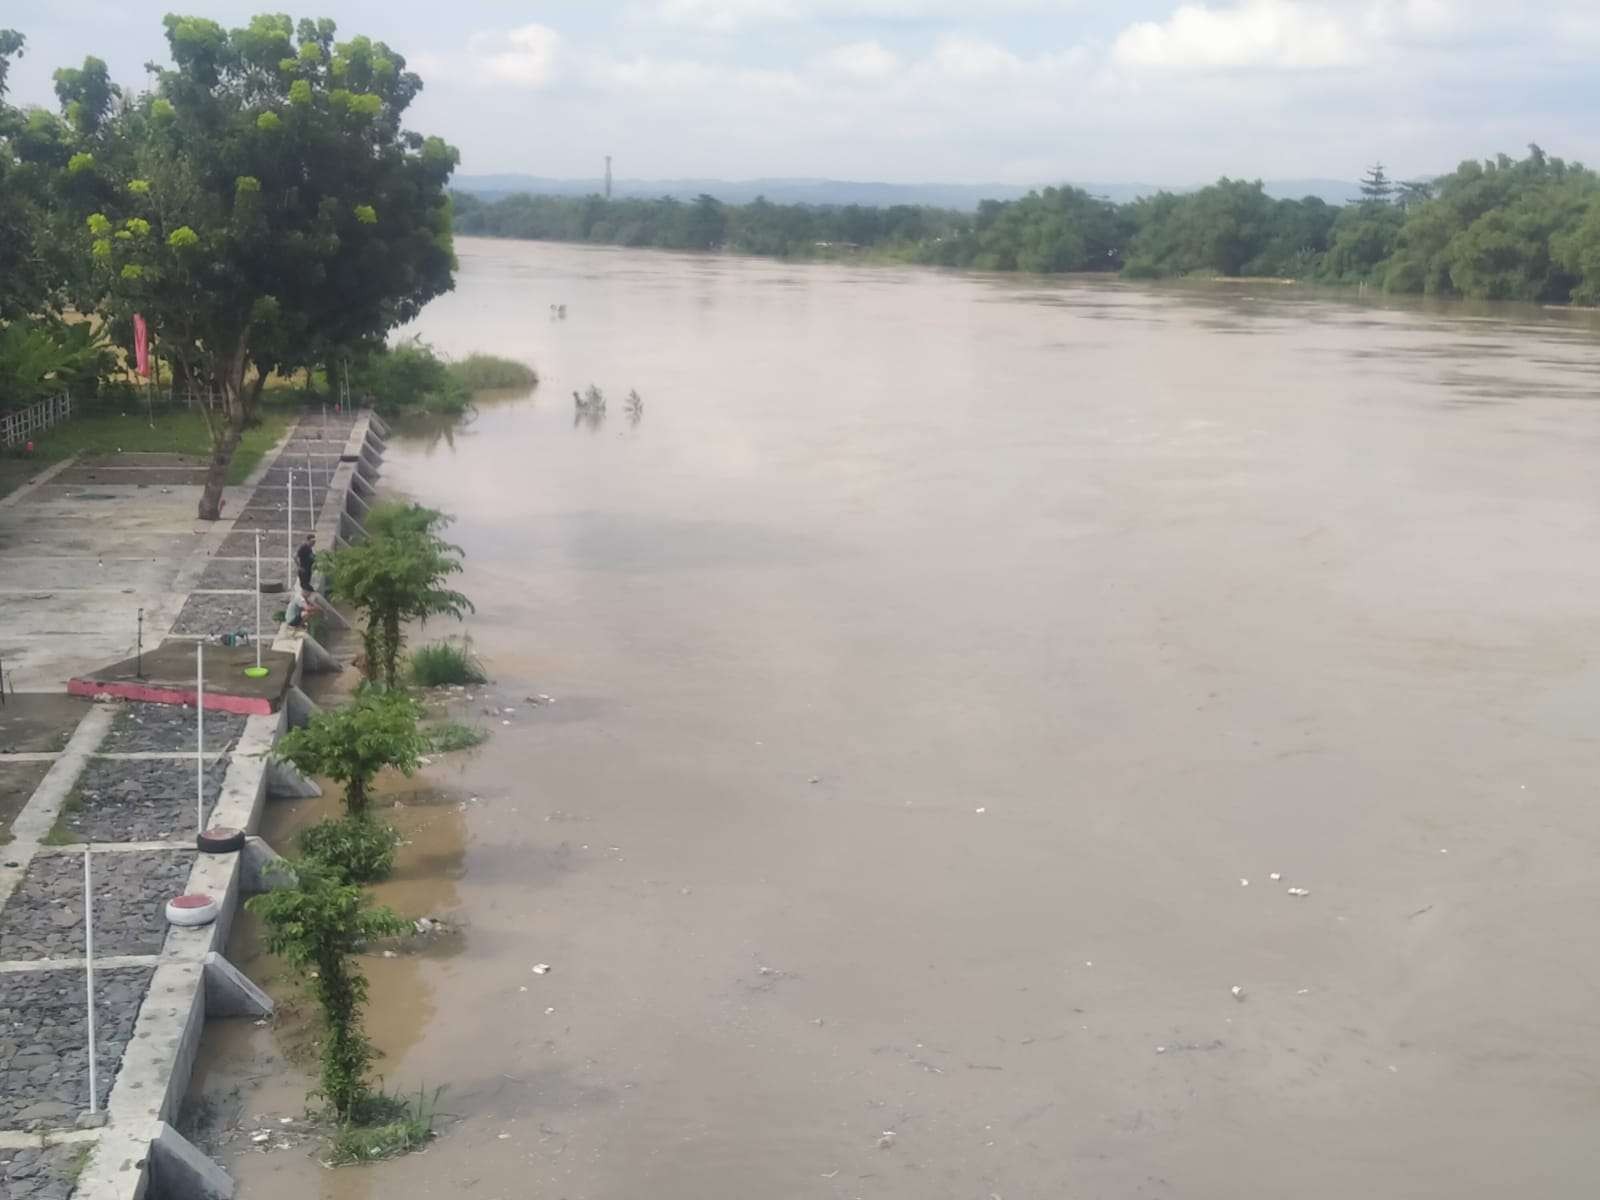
[59,14,458,518]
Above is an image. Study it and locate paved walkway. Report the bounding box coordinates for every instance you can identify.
[0,411,383,1200]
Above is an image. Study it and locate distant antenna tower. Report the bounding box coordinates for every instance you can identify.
[605,155,612,199]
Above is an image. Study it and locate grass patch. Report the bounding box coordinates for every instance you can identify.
[0,397,297,496]
[298,815,403,883]
[41,789,84,845]
[60,1143,94,1186]
[327,1086,442,1166]
[446,354,538,392]
[409,639,487,687]
[425,721,487,753]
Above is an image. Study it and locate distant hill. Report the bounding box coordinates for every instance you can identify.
[453,175,1362,210]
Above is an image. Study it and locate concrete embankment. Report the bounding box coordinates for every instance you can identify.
[0,410,389,1200]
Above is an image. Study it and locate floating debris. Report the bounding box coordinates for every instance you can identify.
[532,963,552,975]
[1287,887,1310,897]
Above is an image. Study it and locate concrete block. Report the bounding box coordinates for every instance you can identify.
[150,1123,234,1200]
[201,953,272,1018]
[241,836,295,894]
[339,511,370,543]
[297,634,338,674]
[265,756,321,799]
[284,686,319,727]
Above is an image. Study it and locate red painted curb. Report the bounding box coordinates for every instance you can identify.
[66,678,275,715]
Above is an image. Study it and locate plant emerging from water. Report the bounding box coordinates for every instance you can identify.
[446,354,537,392]
[323,505,473,689]
[327,1085,443,1165]
[246,861,410,1121]
[276,687,429,818]
[409,637,487,687]
[299,815,402,883]
[425,720,487,753]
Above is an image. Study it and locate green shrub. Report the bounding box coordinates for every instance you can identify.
[328,1086,442,1165]
[0,318,116,404]
[410,639,486,686]
[299,815,402,883]
[426,721,487,753]
[351,340,468,416]
[362,501,450,540]
[276,688,429,815]
[246,861,410,1120]
[445,354,537,392]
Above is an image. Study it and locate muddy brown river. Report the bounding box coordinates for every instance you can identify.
[200,239,1600,1198]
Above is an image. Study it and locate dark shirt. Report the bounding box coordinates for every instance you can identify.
[297,542,315,586]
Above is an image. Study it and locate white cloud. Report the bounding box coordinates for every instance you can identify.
[926,35,1025,80]
[632,0,1076,32]
[816,41,902,81]
[469,23,562,87]
[1112,0,1361,70]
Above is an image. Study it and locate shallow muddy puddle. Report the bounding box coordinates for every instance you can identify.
[202,242,1600,1199]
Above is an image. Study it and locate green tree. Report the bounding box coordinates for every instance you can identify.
[1359,163,1393,205]
[63,13,458,519]
[276,687,428,817]
[247,861,409,1119]
[324,513,472,688]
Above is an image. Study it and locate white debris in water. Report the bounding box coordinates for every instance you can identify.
[1155,1045,1167,1054]
[502,720,511,726]
[532,963,551,975]
[545,1007,556,1015]
[975,807,986,814]
[1287,887,1310,897]
[1296,988,1310,995]
[1269,872,1282,881]
[1239,878,1250,887]
[1231,985,1245,1000]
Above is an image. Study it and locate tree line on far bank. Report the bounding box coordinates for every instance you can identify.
[453,146,1600,305]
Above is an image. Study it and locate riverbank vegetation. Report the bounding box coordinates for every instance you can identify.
[0,17,461,517]
[410,638,487,686]
[326,502,473,689]
[246,862,411,1121]
[454,147,1600,304]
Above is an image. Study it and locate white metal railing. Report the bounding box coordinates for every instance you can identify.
[0,390,72,447]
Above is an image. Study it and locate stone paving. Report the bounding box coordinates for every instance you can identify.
[58,759,228,844]
[0,966,153,1130]
[0,1143,92,1200]
[168,593,263,638]
[0,764,50,845]
[195,559,277,591]
[100,706,245,755]
[0,409,378,1193]
[0,852,194,959]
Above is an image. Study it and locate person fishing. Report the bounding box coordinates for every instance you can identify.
[296,532,317,594]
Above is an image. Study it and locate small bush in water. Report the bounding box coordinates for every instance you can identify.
[410,639,487,686]
[446,354,537,392]
[299,815,402,883]
[426,720,488,753]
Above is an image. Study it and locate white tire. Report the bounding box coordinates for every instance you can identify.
[165,894,219,927]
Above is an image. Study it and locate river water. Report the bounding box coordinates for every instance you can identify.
[213,239,1600,1198]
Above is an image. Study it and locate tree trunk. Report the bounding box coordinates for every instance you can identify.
[347,773,368,817]
[196,421,241,521]
[382,610,403,690]
[196,341,253,521]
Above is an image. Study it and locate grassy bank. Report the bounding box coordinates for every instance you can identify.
[0,399,296,498]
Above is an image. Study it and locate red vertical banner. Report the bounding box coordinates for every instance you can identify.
[133,313,150,377]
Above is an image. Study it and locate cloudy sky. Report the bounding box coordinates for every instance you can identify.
[7,1,1599,185]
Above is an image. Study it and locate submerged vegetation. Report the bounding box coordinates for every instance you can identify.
[410,637,487,686]
[247,861,410,1121]
[454,146,1600,304]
